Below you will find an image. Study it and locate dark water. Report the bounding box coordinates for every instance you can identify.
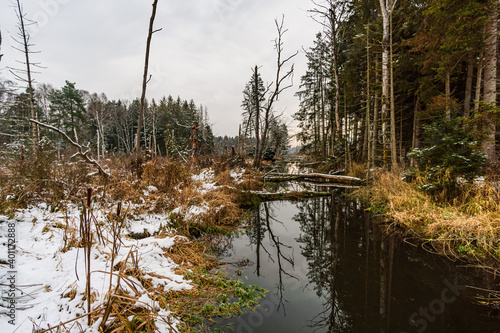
[211,192,500,333]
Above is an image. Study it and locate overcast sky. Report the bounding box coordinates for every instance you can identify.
[0,0,321,138]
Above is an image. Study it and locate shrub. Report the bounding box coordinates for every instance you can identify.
[407,117,486,197]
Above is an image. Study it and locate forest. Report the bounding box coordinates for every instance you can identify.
[1,0,500,332]
[292,0,498,174]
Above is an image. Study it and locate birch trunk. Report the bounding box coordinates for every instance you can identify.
[474,52,484,112]
[379,0,398,168]
[389,12,397,168]
[482,4,498,162]
[380,0,390,165]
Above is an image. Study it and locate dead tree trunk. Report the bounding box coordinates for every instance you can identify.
[0,30,3,63]
[365,22,372,172]
[256,17,297,167]
[13,0,38,146]
[252,66,261,167]
[135,0,160,156]
[191,121,199,165]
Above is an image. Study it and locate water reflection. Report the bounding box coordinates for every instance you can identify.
[249,202,298,313]
[213,192,499,333]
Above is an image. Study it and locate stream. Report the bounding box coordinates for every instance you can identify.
[209,188,500,333]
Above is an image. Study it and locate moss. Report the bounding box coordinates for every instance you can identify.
[159,268,267,331]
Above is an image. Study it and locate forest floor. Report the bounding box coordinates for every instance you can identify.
[0,156,266,332]
[353,169,500,305]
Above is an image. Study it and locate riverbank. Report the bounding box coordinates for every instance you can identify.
[353,170,500,304]
[0,156,266,332]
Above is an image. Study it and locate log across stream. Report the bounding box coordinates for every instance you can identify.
[264,172,364,185]
[250,172,364,201]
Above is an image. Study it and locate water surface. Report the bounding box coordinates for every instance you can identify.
[211,193,499,333]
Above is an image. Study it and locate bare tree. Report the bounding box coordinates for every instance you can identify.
[474,52,484,113]
[463,53,474,117]
[9,0,42,146]
[135,0,161,156]
[254,16,297,167]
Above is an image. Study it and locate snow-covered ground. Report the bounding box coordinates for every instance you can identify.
[0,168,245,332]
[0,204,190,332]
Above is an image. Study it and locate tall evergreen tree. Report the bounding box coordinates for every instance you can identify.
[48,81,86,142]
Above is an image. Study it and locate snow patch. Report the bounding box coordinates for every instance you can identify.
[230,168,244,184]
[0,206,190,332]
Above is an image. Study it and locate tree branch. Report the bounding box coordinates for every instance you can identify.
[29,119,111,178]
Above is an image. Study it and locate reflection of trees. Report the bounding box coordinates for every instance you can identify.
[247,202,298,312]
[295,193,396,332]
[295,194,350,331]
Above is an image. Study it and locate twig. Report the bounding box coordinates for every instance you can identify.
[37,307,102,333]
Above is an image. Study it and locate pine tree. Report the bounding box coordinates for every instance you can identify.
[241,67,266,159]
[48,81,86,142]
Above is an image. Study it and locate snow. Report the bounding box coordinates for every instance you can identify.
[0,167,240,332]
[171,204,210,223]
[191,169,214,183]
[191,168,217,194]
[0,206,188,332]
[143,185,159,196]
[127,213,171,235]
[230,168,244,184]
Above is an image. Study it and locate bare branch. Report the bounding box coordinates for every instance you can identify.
[29,119,111,178]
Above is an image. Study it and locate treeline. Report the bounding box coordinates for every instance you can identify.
[295,0,498,170]
[0,79,215,158]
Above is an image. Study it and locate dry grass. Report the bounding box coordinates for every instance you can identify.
[355,171,500,265]
[1,150,258,331]
[346,162,367,179]
[165,238,217,270]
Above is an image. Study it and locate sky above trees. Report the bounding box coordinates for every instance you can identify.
[0,0,319,138]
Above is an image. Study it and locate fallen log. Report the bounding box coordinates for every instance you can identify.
[256,190,332,201]
[264,172,363,185]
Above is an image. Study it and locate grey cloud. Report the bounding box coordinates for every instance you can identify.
[0,0,318,137]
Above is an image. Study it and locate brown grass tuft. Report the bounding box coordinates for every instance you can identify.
[355,171,500,264]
